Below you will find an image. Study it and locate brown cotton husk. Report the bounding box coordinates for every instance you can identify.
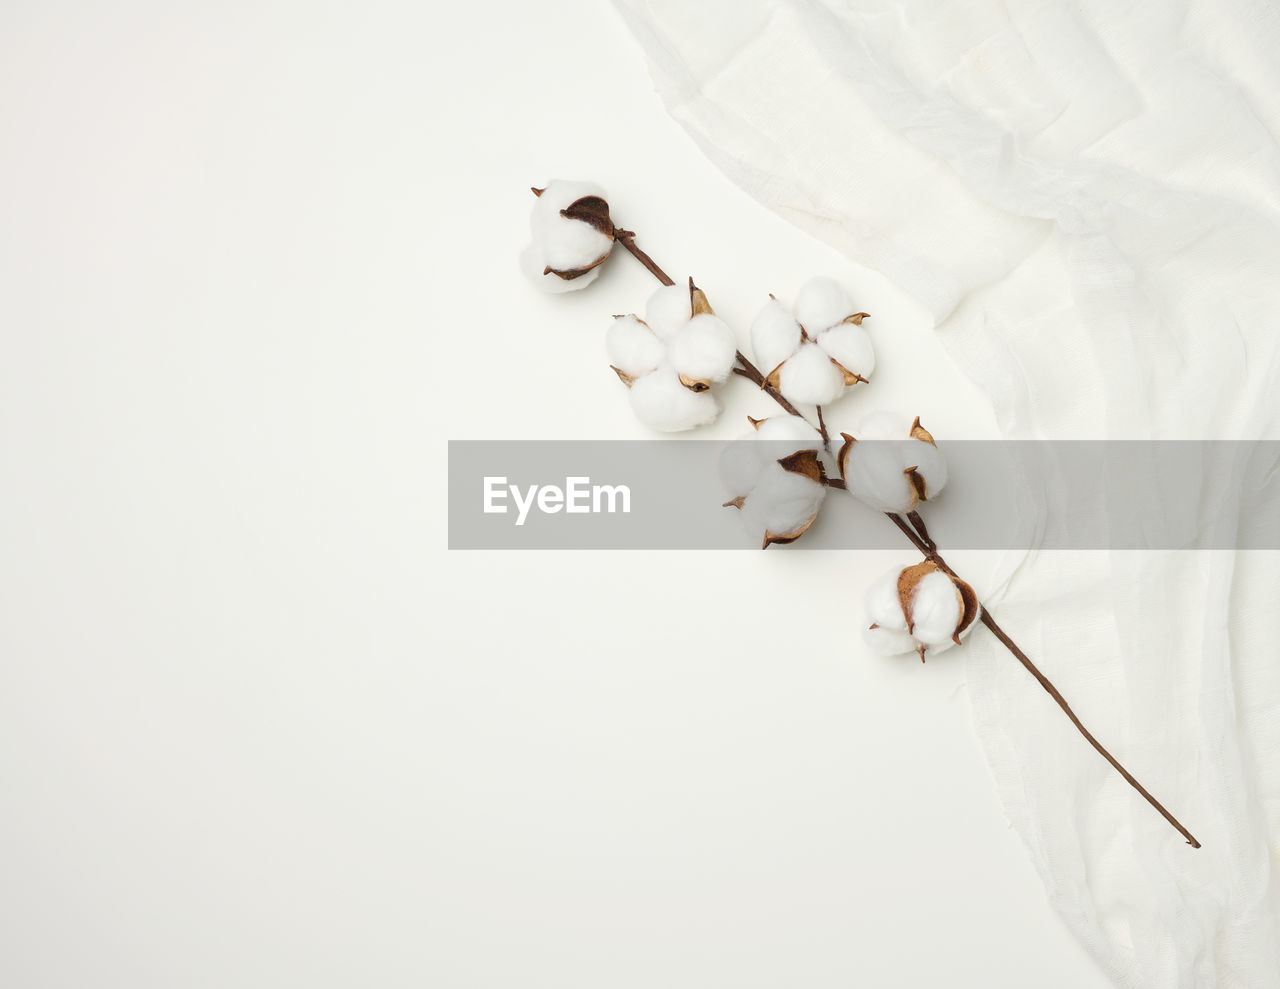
[896,561,939,635]
[689,278,715,316]
[896,560,980,644]
[544,252,610,281]
[904,466,926,506]
[610,365,636,387]
[679,373,712,392]
[762,512,818,549]
[777,449,826,484]
[722,495,747,510]
[910,416,936,446]
[755,451,826,550]
[843,312,870,325]
[952,576,980,643]
[559,195,616,239]
[836,432,857,480]
[831,358,869,386]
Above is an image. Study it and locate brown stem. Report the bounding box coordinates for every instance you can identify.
[907,510,936,553]
[980,612,1200,847]
[886,511,1201,849]
[611,211,1200,848]
[732,350,808,421]
[613,229,675,287]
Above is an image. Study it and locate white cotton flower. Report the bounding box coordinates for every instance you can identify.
[606,281,738,433]
[776,342,846,407]
[521,180,616,293]
[749,277,874,405]
[643,282,696,338]
[668,315,737,381]
[862,561,981,662]
[627,370,721,432]
[720,416,827,548]
[837,412,948,513]
[606,315,665,379]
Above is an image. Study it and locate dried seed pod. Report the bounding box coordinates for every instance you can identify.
[749,277,874,405]
[719,416,828,549]
[605,282,738,432]
[520,180,617,293]
[863,560,981,662]
[838,411,948,513]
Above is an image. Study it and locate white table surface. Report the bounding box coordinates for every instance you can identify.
[0,1,1111,985]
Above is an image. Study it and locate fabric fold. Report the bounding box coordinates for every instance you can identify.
[614,0,1280,984]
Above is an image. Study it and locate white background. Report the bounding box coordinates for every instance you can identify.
[0,1,1109,986]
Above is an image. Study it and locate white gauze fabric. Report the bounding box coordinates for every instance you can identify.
[613,1,1280,985]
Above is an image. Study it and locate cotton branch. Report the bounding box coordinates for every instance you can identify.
[610,217,1201,850]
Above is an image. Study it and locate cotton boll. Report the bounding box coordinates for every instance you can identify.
[530,180,610,246]
[607,315,665,379]
[610,285,734,432]
[793,276,855,334]
[750,279,868,402]
[719,436,769,496]
[529,181,614,271]
[628,367,720,432]
[777,343,847,405]
[818,323,875,381]
[865,565,909,632]
[740,463,825,540]
[750,298,802,375]
[722,422,827,547]
[863,624,919,657]
[520,244,602,293]
[644,283,694,339]
[721,416,823,504]
[911,441,949,500]
[668,314,738,382]
[907,570,964,646]
[861,562,981,661]
[845,440,917,512]
[524,179,614,290]
[530,182,613,268]
[840,411,948,509]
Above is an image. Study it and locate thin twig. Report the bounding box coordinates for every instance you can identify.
[907,510,936,553]
[614,229,675,287]
[732,350,809,421]
[816,406,832,454]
